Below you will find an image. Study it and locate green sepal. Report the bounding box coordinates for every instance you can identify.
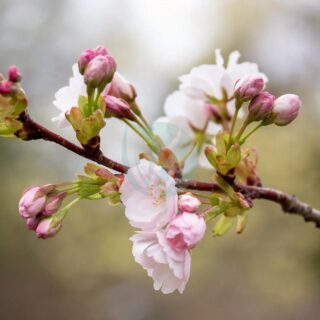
[215,131,227,155]
[78,95,90,116]
[236,211,248,234]
[226,143,241,167]
[212,215,236,236]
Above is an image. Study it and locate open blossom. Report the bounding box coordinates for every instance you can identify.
[131,230,191,294]
[52,61,132,128]
[52,63,87,128]
[120,159,178,230]
[179,49,268,102]
[154,50,267,171]
[166,213,206,251]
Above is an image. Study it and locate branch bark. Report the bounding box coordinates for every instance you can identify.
[20,114,320,228]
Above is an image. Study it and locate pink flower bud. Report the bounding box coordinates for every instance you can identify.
[104,95,136,121]
[7,65,22,83]
[42,192,66,216]
[178,193,201,213]
[235,74,265,101]
[166,213,206,252]
[84,55,116,89]
[36,217,62,239]
[0,80,14,95]
[19,185,55,218]
[26,217,40,231]
[94,45,108,57]
[248,91,275,122]
[78,46,109,74]
[273,94,301,126]
[104,72,137,103]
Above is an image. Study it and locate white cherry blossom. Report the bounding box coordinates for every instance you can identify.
[131,230,191,294]
[179,49,268,102]
[120,159,178,230]
[52,64,86,128]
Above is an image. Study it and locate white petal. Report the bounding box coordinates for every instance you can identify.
[215,49,224,67]
[227,51,241,69]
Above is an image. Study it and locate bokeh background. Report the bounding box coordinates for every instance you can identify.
[1,0,320,319]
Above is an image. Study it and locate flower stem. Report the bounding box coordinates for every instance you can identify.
[180,140,197,167]
[227,100,242,148]
[122,119,158,153]
[235,117,250,141]
[239,123,263,144]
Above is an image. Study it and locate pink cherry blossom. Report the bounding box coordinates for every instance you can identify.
[131,230,191,294]
[120,159,178,230]
[166,213,206,252]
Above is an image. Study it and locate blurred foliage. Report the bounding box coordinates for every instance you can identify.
[1,0,320,319]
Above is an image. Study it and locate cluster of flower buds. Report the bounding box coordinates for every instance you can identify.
[208,176,252,236]
[19,185,66,239]
[78,46,116,92]
[18,163,124,239]
[205,131,241,175]
[0,66,28,138]
[234,74,301,126]
[166,193,205,252]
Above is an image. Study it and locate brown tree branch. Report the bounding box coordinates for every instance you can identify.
[20,114,320,227]
[19,112,129,173]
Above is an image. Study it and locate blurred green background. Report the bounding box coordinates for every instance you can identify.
[1,0,320,319]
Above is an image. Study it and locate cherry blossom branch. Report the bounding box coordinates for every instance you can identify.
[176,179,320,227]
[19,113,320,227]
[19,112,129,173]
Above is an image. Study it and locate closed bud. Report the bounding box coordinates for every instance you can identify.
[36,217,62,239]
[166,213,206,251]
[178,193,201,213]
[104,72,137,103]
[78,45,109,74]
[104,95,136,121]
[248,91,275,122]
[272,94,301,126]
[7,65,22,83]
[235,74,265,101]
[26,216,40,231]
[43,192,66,216]
[19,185,55,218]
[84,55,116,89]
[0,80,14,96]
